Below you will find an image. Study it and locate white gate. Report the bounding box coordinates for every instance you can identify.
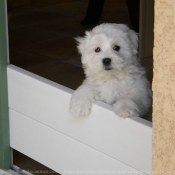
[8,65,152,175]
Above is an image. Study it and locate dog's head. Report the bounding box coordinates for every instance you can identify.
[76,23,139,76]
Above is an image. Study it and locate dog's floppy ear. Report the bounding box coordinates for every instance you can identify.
[117,24,138,53]
[127,29,138,53]
[75,31,90,55]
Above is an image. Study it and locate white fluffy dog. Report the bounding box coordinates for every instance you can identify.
[70,23,152,118]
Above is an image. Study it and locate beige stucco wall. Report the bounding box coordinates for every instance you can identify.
[152,0,175,174]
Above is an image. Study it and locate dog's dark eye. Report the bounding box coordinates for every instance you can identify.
[95,47,101,53]
[113,45,120,51]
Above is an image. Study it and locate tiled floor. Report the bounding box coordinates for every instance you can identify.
[8,0,134,90]
[8,0,152,174]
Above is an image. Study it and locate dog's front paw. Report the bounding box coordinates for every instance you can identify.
[70,98,91,117]
[113,99,139,118]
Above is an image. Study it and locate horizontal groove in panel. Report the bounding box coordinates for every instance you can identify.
[9,109,146,175]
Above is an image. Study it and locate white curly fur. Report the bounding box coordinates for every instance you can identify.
[70,23,152,118]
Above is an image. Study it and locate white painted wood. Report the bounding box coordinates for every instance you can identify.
[9,109,146,175]
[7,65,152,174]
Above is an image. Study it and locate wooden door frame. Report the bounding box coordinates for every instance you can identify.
[139,0,154,59]
[0,0,10,170]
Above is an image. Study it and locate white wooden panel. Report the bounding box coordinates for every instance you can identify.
[9,109,145,175]
[7,65,152,173]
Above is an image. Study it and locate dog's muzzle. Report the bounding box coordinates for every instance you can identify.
[102,58,112,70]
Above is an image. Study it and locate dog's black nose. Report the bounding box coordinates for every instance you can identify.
[102,58,111,66]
